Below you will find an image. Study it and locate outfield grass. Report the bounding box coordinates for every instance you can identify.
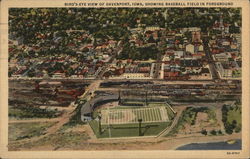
[89,120,170,138]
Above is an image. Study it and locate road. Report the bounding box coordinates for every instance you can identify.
[96,47,122,79]
[153,53,163,79]
[203,39,220,80]
[79,80,101,100]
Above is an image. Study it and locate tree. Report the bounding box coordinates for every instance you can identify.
[201,129,207,135]
[232,120,237,129]
[217,130,222,135]
[225,123,234,134]
[235,124,241,133]
[210,130,217,135]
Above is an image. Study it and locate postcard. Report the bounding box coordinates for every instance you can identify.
[0,0,249,158]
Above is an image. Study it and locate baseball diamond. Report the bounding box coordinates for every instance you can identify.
[101,106,169,125]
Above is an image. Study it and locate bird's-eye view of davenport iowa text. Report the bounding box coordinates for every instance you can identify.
[8,7,243,151]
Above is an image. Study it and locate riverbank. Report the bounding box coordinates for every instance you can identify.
[10,131,241,150]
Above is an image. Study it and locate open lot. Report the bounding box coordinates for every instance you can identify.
[9,122,56,142]
[167,106,222,136]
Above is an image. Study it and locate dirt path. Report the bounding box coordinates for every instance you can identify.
[45,109,74,134]
[84,124,97,140]
[216,107,226,133]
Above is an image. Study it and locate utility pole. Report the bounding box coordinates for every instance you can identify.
[138,119,142,136]
[118,89,121,104]
[98,114,102,135]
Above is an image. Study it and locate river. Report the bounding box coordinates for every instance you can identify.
[176,139,241,150]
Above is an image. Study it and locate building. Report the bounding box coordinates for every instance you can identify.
[181,27,201,33]
[192,31,201,42]
[122,73,151,79]
[186,44,195,54]
[52,72,66,79]
[213,52,231,62]
[216,62,232,78]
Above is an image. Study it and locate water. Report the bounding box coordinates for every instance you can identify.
[176,139,241,150]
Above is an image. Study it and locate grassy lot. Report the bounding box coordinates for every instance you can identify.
[9,107,61,119]
[206,107,217,125]
[227,108,241,124]
[89,120,170,138]
[9,131,90,150]
[8,122,56,142]
[222,104,241,134]
[166,107,217,136]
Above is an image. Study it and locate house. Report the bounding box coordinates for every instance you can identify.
[52,72,65,78]
[192,31,201,42]
[180,59,202,69]
[181,27,201,33]
[145,26,160,31]
[164,71,179,78]
[200,68,210,77]
[186,44,195,54]
[198,45,204,52]
[213,20,230,34]
[174,51,184,58]
[215,62,232,78]
[213,52,231,62]
[122,73,148,79]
